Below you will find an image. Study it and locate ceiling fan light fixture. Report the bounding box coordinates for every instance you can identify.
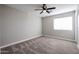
[43,10,46,13]
[35,4,56,14]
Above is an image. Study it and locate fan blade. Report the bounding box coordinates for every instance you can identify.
[40,10,43,14]
[47,7,56,10]
[35,9,43,10]
[46,10,50,13]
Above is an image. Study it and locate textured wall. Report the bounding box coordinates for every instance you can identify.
[1,5,42,47]
[0,5,3,47]
[42,12,75,40]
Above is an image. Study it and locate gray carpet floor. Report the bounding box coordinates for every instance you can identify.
[1,36,79,54]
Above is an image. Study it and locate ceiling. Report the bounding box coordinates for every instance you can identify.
[5,4,78,17]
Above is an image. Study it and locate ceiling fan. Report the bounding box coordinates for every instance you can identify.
[35,4,56,14]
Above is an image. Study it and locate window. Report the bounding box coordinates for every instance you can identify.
[54,16,72,30]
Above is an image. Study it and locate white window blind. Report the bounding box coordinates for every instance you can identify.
[54,16,72,30]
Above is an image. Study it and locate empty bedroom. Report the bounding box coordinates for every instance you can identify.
[0,4,79,54]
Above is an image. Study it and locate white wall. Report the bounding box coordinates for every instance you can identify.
[78,6,79,48]
[74,5,79,49]
[0,10,1,46]
[0,5,42,47]
[0,6,1,46]
[42,12,75,40]
[78,12,79,48]
[0,5,3,47]
[0,18,1,47]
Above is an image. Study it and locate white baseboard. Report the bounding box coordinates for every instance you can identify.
[43,35,76,42]
[0,34,42,49]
